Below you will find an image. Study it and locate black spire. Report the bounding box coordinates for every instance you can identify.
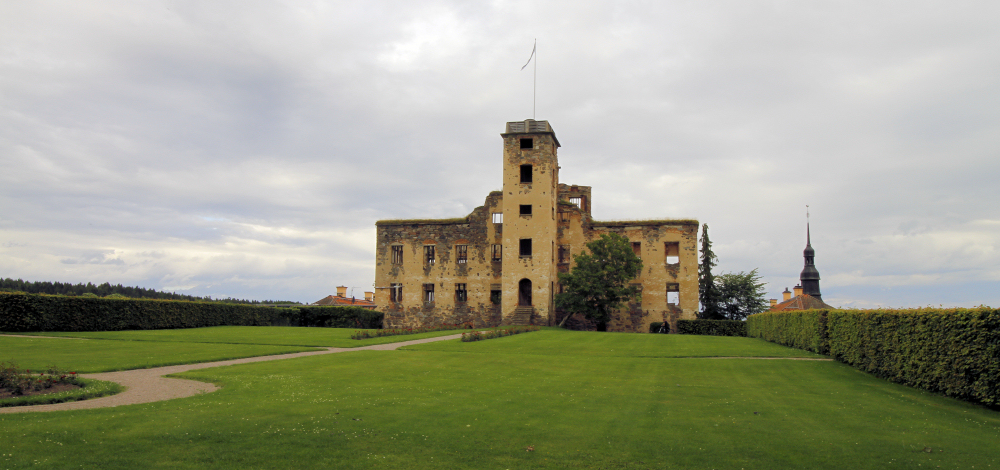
[800,215,822,299]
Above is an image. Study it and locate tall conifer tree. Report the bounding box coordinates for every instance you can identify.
[698,224,723,319]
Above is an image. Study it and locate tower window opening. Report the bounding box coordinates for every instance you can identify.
[423,283,435,303]
[665,242,679,264]
[391,245,403,264]
[455,283,467,303]
[520,164,533,183]
[520,204,532,216]
[456,245,468,264]
[491,244,502,262]
[520,239,532,257]
[569,197,581,206]
[632,242,641,257]
[520,138,533,149]
[424,245,435,265]
[390,283,402,303]
[492,212,503,224]
[667,283,680,306]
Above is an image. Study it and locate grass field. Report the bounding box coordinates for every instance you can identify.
[15,325,468,347]
[0,335,320,373]
[1,328,998,469]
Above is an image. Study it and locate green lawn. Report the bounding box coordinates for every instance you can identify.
[403,328,826,358]
[17,325,467,347]
[1,328,997,469]
[0,336,320,373]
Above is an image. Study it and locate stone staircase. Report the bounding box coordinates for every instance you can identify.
[508,306,534,325]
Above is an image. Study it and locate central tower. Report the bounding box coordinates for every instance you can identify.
[500,119,560,324]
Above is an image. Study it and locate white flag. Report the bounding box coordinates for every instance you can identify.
[521,40,536,71]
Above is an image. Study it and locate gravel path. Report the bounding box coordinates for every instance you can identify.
[0,333,466,414]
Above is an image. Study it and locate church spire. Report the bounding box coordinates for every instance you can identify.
[800,206,822,299]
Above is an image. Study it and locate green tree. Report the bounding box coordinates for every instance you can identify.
[715,269,769,320]
[555,233,643,331]
[698,224,723,320]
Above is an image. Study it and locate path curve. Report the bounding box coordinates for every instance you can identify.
[1,333,466,414]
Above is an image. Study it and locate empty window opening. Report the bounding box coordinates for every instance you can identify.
[520,204,532,216]
[558,245,570,264]
[569,197,581,206]
[423,283,435,303]
[424,245,435,265]
[667,283,680,306]
[391,245,403,265]
[518,278,532,306]
[456,245,468,264]
[491,244,502,262]
[390,283,402,303]
[632,242,641,257]
[520,239,532,257]
[665,242,679,264]
[492,212,503,224]
[490,289,501,305]
[455,283,467,303]
[520,164,533,183]
[520,138,533,150]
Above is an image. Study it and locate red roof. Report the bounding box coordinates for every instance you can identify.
[312,295,377,309]
[770,294,833,312]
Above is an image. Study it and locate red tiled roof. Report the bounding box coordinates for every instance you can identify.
[312,295,377,309]
[770,294,833,312]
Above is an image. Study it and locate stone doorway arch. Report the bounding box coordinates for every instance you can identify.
[518,278,532,306]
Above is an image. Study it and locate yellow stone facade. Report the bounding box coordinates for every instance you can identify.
[374,120,698,332]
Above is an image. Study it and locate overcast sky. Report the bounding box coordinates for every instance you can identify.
[2,1,998,307]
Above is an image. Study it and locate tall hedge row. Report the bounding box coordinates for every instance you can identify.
[676,319,747,337]
[292,306,383,329]
[747,307,1000,407]
[746,310,829,354]
[0,292,384,332]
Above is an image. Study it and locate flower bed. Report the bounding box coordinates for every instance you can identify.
[351,324,467,340]
[461,326,539,342]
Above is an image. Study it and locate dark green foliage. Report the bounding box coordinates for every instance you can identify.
[747,310,830,354]
[748,307,1000,407]
[715,269,769,320]
[0,292,384,332]
[677,319,747,337]
[0,292,283,332]
[291,306,383,329]
[556,233,643,331]
[698,224,722,319]
[0,277,300,305]
[649,321,666,333]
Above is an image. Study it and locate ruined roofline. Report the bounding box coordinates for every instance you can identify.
[376,192,501,227]
[376,217,469,226]
[590,218,699,227]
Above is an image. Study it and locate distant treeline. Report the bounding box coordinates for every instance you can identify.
[0,278,300,305]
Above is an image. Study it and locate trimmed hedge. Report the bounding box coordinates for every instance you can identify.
[746,310,829,354]
[677,319,747,337]
[0,292,384,332]
[747,307,1000,407]
[291,306,383,329]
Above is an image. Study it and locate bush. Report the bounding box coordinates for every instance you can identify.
[677,319,747,337]
[748,307,1000,407]
[649,322,666,333]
